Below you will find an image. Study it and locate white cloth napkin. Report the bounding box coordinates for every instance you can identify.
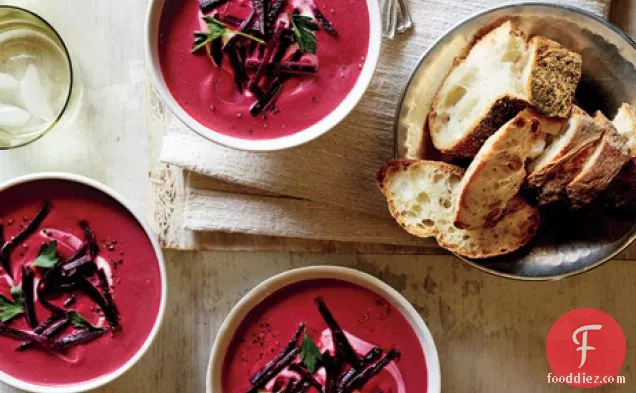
[159,0,612,245]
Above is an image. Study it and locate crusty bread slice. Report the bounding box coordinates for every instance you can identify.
[428,21,582,157]
[453,110,542,229]
[566,112,631,208]
[600,104,636,209]
[613,103,636,156]
[377,160,540,258]
[525,36,582,118]
[527,107,602,186]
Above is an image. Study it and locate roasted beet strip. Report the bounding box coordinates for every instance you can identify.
[21,266,37,328]
[73,274,119,330]
[52,328,107,351]
[315,297,359,368]
[312,7,338,37]
[246,60,317,76]
[61,254,93,274]
[17,315,70,351]
[211,37,224,67]
[283,380,297,393]
[342,349,401,392]
[98,268,119,319]
[271,29,294,64]
[265,0,285,35]
[338,347,382,389]
[288,364,322,391]
[322,352,342,393]
[0,324,56,353]
[80,221,99,257]
[250,323,305,385]
[200,0,229,13]
[248,24,283,92]
[0,202,50,278]
[252,0,268,35]
[249,77,284,116]
[247,348,298,393]
[65,243,88,265]
[227,42,248,93]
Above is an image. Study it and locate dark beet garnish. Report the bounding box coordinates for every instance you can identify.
[312,7,339,37]
[0,324,56,353]
[250,323,304,385]
[52,328,107,351]
[249,77,284,116]
[221,14,243,27]
[64,294,77,308]
[21,266,37,328]
[74,274,119,330]
[314,297,359,368]
[61,254,94,275]
[247,347,299,393]
[246,60,317,76]
[322,352,341,393]
[200,0,229,13]
[288,363,322,391]
[226,42,248,93]
[98,268,119,320]
[338,347,382,389]
[265,0,285,35]
[17,314,70,351]
[343,349,401,392]
[283,380,298,393]
[0,202,50,278]
[248,24,284,92]
[211,37,224,67]
[271,29,294,64]
[252,0,268,36]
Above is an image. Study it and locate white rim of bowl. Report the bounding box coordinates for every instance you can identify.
[0,172,167,393]
[144,0,382,151]
[206,266,442,393]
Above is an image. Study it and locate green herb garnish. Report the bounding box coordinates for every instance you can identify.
[299,332,323,374]
[68,311,98,331]
[290,14,319,54]
[0,293,23,322]
[32,241,59,269]
[192,16,265,53]
[10,286,24,307]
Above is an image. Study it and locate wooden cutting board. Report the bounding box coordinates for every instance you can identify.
[148,0,635,258]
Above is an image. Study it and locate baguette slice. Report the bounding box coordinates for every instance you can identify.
[566,112,631,208]
[453,110,543,229]
[377,160,540,258]
[428,22,582,157]
[601,104,636,209]
[527,107,603,195]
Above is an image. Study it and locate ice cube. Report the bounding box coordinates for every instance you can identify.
[0,103,31,128]
[20,64,54,121]
[0,72,18,91]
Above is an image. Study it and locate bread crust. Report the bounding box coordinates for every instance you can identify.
[527,36,583,118]
[566,112,631,208]
[378,159,541,258]
[454,112,539,229]
[527,108,603,189]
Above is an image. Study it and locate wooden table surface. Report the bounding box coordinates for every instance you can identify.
[0,0,634,392]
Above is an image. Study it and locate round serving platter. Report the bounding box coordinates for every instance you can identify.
[394,2,636,280]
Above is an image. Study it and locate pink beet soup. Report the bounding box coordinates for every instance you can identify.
[222,279,428,392]
[158,0,371,140]
[0,179,162,386]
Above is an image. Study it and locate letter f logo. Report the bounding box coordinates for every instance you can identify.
[573,325,602,368]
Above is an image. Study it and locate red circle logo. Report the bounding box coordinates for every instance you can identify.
[546,308,626,388]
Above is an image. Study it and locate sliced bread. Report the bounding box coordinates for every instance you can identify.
[428,21,582,157]
[601,104,636,209]
[453,110,542,229]
[377,160,540,258]
[566,112,631,208]
[527,107,603,196]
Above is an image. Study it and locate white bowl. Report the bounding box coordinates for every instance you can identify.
[0,172,167,393]
[206,266,441,393]
[144,0,382,151]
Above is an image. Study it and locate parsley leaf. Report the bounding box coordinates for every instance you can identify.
[0,293,23,322]
[32,241,59,269]
[68,311,98,331]
[291,14,319,54]
[192,16,265,53]
[10,286,24,307]
[299,332,322,374]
